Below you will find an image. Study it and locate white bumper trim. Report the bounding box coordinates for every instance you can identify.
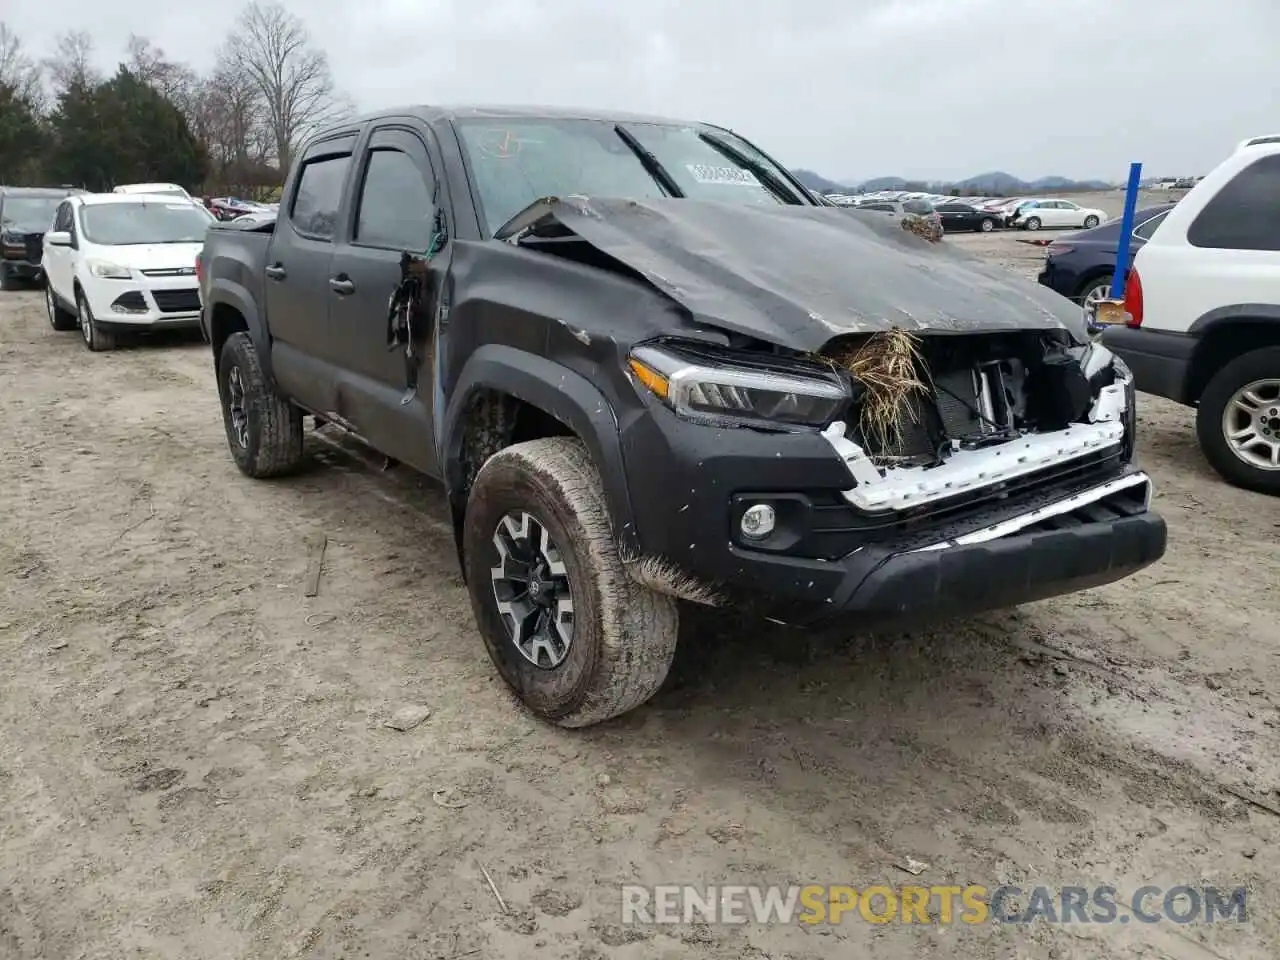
[910,471,1153,552]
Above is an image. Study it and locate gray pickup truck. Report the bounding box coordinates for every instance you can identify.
[197,105,1166,727]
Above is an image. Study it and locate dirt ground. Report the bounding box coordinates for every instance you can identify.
[2,224,1278,960]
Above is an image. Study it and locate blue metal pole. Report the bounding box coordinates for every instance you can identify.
[1110,162,1143,298]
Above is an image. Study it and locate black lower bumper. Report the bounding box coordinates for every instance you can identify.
[811,510,1165,627]
[619,401,1165,630]
[1100,325,1196,405]
[1,259,42,280]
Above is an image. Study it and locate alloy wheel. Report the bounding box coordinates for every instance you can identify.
[78,295,91,344]
[489,511,574,669]
[227,365,249,449]
[1222,379,1280,471]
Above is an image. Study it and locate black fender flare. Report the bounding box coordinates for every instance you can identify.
[442,344,638,558]
[204,279,273,381]
[1189,303,1280,335]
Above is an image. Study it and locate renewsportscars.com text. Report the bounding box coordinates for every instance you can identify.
[621,884,1248,926]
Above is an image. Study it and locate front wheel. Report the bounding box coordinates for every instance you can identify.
[1023,216,1042,231]
[463,437,679,727]
[1195,346,1280,495]
[979,217,995,232]
[76,289,117,351]
[217,332,304,477]
[1084,215,1100,228]
[46,284,77,331]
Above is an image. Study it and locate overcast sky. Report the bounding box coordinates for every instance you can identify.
[8,0,1279,182]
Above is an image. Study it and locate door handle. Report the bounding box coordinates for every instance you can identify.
[329,276,355,295]
[265,263,286,280]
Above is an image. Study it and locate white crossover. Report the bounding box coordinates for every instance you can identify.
[41,193,215,351]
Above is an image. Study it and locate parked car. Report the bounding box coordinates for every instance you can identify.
[1101,135,1280,493]
[0,186,81,289]
[1038,204,1176,328]
[42,193,216,350]
[934,201,1002,233]
[197,104,1163,726]
[1011,199,1108,231]
[113,182,192,199]
[853,198,944,242]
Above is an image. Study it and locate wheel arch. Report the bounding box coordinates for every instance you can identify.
[205,280,272,380]
[1185,312,1280,403]
[443,345,637,573]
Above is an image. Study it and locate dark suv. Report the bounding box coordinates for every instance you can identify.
[0,186,80,289]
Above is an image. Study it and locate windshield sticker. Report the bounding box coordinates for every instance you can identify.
[685,164,761,187]
[474,129,540,160]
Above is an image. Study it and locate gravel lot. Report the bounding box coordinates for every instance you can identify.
[2,222,1278,960]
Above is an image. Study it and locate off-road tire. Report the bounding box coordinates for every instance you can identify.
[1023,216,1042,231]
[979,217,995,232]
[1084,215,1100,229]
[76,289,117,351]
[45,284,77,331]
[1195,346,1280,496]
[217,331,304,478]
[463,437,679,727]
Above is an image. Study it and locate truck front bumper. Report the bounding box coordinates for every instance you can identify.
[620,408,1166,628]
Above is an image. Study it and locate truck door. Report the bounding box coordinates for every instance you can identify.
[326,126,446,475]
[264,133,357,413]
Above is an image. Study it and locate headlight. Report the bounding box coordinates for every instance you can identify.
[628,344,849,429]
[88,260,132,279]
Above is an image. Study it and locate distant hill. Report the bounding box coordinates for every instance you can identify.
[790,167,1116,195]
[790,168,858,194]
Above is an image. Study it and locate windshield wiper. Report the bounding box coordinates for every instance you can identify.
[614,124,684,198]
[696,131,806,205]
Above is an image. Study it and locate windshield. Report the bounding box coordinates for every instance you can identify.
[80,201,214,245]
[1,196,61,231]
[455,118,807,235]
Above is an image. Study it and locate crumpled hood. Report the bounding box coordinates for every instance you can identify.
[501,197,1087,352]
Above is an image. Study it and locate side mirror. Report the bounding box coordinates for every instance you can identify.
[45,231,72,247]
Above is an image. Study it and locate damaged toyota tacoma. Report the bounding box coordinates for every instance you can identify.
[198,106,1166,727]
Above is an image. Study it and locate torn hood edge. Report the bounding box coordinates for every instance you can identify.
[494,195,1089,353]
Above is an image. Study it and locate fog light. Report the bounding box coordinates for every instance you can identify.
[740,503,776,540]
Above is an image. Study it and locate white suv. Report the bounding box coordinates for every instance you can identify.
[1100,135,1280,494]
[41,193,215,351]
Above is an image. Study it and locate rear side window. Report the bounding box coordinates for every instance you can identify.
[355,149,436,251]
[291,154,351,240]
[862,203,894,212]
[1134,210,1171,240]
[1188,154,1280,251]
[903,200,934,215]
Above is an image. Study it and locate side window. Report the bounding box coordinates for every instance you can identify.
[1134,210,1171,240]
[53,202,70,231]
[1187,155,1280,251]
[355,149,436,250]
[291,154,352,240]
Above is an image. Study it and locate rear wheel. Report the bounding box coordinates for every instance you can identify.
[45,284,77,331]
[0,265,17,290]
[1023,216,1042,231]
[1078,277,1114,329]
[1195,347,1280,495]
[216,331,304,477]
[463,437,679,727]
[76,289,117,352]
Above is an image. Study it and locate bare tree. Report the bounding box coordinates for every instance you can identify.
[125,34,202,127]
[43,30,100,96]
[225,1,347,170]
[0,22,42,103]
